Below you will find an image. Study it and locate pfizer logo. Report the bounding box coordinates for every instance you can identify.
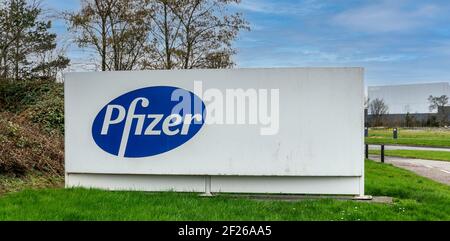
[92,86,206,158]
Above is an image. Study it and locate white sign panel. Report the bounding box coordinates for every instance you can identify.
[65,68,364,195]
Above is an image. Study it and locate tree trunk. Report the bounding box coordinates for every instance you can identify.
[163,3,172,69]
[14,39,19,81]
[0,53,5,79]
[101,17,107,71]
[2,54,8,80]
[95,0,108,71]
[184,29,190,69]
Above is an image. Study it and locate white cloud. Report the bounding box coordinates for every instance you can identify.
[236,0,324,16]
[333,1,441,33]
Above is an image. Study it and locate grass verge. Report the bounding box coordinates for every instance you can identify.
[0,160,448,220]
[369,149,450,162]
[365,128,450,148]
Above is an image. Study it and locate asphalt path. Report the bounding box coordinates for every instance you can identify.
[368,144,450,152]
[369,155,450,185]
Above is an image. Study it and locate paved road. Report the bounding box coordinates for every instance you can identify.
[369,155,450,185]
[368,144,450,152]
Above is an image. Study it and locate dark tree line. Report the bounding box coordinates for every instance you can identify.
[367,95,450,127]
[0,0,69,81]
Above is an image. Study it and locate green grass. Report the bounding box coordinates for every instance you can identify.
[365,128,450,148]
[369,149,450,162]
[0,160,449,220]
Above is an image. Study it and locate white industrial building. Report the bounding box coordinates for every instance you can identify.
[368,82,450,114]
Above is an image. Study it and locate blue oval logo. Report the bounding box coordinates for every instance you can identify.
[92,86,206,158]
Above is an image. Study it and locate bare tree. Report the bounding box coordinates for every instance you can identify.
[170,0,249,69]
[428,95,449,126]
[143,0,249,70]
[143,0,182,69]
[67,0,248,71]
[67,0,151,71]
[369,98,389,127]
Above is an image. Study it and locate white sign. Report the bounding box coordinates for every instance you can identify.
[65,68,364,195]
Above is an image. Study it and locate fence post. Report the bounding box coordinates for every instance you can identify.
[381,145,385,163]
[365,144,368,159]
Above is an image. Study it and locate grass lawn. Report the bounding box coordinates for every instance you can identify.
[365,128,450,148]
[0,160,449,221]
[369,149,450,162]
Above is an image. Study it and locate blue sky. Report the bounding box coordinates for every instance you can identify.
[43,0,450,86]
